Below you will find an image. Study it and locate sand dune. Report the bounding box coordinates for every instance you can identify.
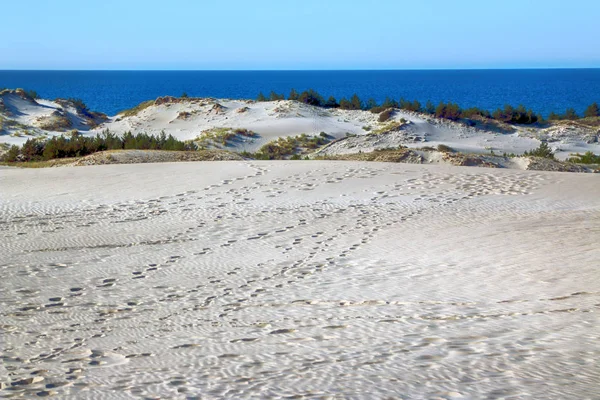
[2,92,599,164]
[1,161,598,398]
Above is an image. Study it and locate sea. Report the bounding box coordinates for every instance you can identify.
[1,69,599,117]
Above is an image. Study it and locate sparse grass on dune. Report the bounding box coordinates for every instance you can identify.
[567,151,600,164]
[314,147,423,163]
[0,116,31,133]
[0,157,79,168]
[244,133,331,160]
[37,114,72,131]
[552,116,600,128]
[370,120,407,135]
[194,127,257,148]
[0,149,243,168]
[118,100,155,117]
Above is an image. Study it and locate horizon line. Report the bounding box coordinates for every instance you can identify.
[2,67,600,72]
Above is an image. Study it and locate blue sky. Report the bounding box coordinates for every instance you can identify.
[1,0,599,70]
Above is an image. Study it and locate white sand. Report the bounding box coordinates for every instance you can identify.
[1,161,598,398]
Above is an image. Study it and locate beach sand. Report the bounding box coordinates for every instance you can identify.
[1,161,599,398]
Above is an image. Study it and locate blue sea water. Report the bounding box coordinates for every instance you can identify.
[1,69,599,117]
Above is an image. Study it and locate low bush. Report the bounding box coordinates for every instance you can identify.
[566,151,600,164]
[437,144,454,152]
[524,142,555,159]
[378,108,394,122]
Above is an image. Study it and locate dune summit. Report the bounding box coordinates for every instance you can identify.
[1,160,599,398]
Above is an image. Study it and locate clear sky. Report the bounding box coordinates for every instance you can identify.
[1,0,599,70]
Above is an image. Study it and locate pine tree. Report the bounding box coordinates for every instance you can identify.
[425,100,435,114]
[298,89,324,106]
[399,97,411,110]
[365,98,379,110]
[257,92,267,102]
[269,91,284,101]
[548,111,561,121]
[411,100,421,112]
[350,94,362,110]
[324,96,339,108]
[339,98,351,109]
[562,108,579,120]
[382,97,398,109]
[435,102,447,119]
[584,102,599,118]
[288,88,299,101]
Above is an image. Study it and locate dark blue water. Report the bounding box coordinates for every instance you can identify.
[1,70,598,117]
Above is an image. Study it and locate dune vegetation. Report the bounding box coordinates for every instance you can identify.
[1,130,196,163]
[256,89,600,126]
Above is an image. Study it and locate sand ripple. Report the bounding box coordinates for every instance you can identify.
[1,161,599,399]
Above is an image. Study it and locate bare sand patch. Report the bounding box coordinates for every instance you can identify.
[1,161,598,398]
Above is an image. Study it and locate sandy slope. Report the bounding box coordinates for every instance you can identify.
[0,90,106,148]
[1,161,598,399]
[102,98,374,151]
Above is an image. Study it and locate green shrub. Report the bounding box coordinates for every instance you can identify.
[1,145,21,162]
[524,142,555,159]
[566,151,600,164]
